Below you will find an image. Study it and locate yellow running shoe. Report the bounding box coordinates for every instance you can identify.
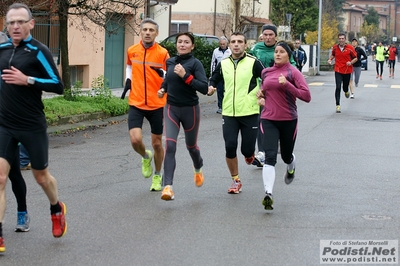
[142,150,153,178]
[150,174,162,191]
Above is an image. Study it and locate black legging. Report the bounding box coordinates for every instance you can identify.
[261,119,297,166]
[376,60,384,76]
[334,72,351,106]
[9,146,27,212]
[222,114,258,159]
[163,104,203,186]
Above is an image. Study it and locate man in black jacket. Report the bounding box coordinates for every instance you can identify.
[294,39,307,72]
[0,3,67,253]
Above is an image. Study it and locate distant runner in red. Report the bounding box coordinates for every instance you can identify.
[327,33,358,113]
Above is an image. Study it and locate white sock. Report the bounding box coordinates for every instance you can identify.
[287,153,296,172]
[262,164,275,194]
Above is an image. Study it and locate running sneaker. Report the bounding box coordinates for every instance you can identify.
[345,91,350,98]
[0,237,5,253]
[15,211,30,232]
[51,202,67,238]
[244,154,255,165]
[216,108,222,114]
[284,169,295,185]
[194,171,204,187]
[142,150,153,178]
[350,93,354,99]
[20,163,31,170]
[227,180,242,194]
[336,105,341,113]
[262,193,274,210]
[161,185,174,201]
[252,151,265,167]
[150,174,162,191]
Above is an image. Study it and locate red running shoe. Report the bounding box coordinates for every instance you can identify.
[244,154,255,165]
[51,202,67,238]
[0,237,5,253]
[227,180,242,194]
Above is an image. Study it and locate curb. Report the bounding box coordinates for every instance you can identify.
[47,113,128,134]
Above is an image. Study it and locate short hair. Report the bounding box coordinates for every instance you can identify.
[338,33,346,38]
[219,36,229,43]
[231,32,247,44]
[7,3,33,20]
[140,18,159,32]
[175,32,194,44]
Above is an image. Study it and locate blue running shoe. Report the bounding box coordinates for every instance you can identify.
[15,211,30,232]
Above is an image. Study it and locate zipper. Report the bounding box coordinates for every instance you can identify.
[143,48,147,105]
[8,46,16,69]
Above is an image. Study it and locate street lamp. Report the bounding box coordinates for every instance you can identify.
[286,13,292,40]
[316,0,322,75]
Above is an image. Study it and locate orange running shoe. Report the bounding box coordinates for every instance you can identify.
[194,171,204,187]
[51,202,67,238]
[161,185,175,201]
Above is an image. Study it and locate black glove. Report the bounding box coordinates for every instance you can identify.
[121,78,131,99]
[150,66,166,78]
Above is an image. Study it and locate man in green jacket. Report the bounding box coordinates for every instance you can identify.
[208,32,264,194]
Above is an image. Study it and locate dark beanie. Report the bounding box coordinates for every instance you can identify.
[276,42,292,58]
[262,24,277,36]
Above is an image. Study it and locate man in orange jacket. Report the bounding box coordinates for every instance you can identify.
[124,18,169,191]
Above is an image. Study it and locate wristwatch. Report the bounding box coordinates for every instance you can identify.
[27,76,35,85]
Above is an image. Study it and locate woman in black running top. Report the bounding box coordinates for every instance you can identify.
[157,32,211,201]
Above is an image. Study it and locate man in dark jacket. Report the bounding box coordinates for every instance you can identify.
[294,39,307,72]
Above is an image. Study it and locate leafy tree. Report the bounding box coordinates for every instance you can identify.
[360,22,382,44]
[270,0,318,40]
[316,0,345,32]
[305,13,339,49]
[364,7,379,26]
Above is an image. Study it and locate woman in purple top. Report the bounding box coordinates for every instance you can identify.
[256,41,311,211]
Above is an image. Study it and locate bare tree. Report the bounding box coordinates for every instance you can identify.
[2,0,145,98]
[216,0,265,37]
[57,0,145,98]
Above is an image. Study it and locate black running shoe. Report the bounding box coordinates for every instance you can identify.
[262,193,274,210]
[284,169,295,185]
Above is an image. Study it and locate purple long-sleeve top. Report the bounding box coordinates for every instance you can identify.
[260,62,311,121]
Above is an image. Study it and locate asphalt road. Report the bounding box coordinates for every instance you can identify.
[1,60,400,265]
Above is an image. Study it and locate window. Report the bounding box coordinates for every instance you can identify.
[170,20,190,35]
[243,24,258,40]
[31,15,60,64]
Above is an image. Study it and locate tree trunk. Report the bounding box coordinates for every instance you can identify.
[58,0,71,99]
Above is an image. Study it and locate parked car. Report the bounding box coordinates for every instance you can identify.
[361,56,368,70]
[161,33,219,45]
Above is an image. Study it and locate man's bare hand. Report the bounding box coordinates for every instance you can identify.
[2,66,28,85]
[207,86,216,96]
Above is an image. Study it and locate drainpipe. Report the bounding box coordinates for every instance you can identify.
[213,0,217,35]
